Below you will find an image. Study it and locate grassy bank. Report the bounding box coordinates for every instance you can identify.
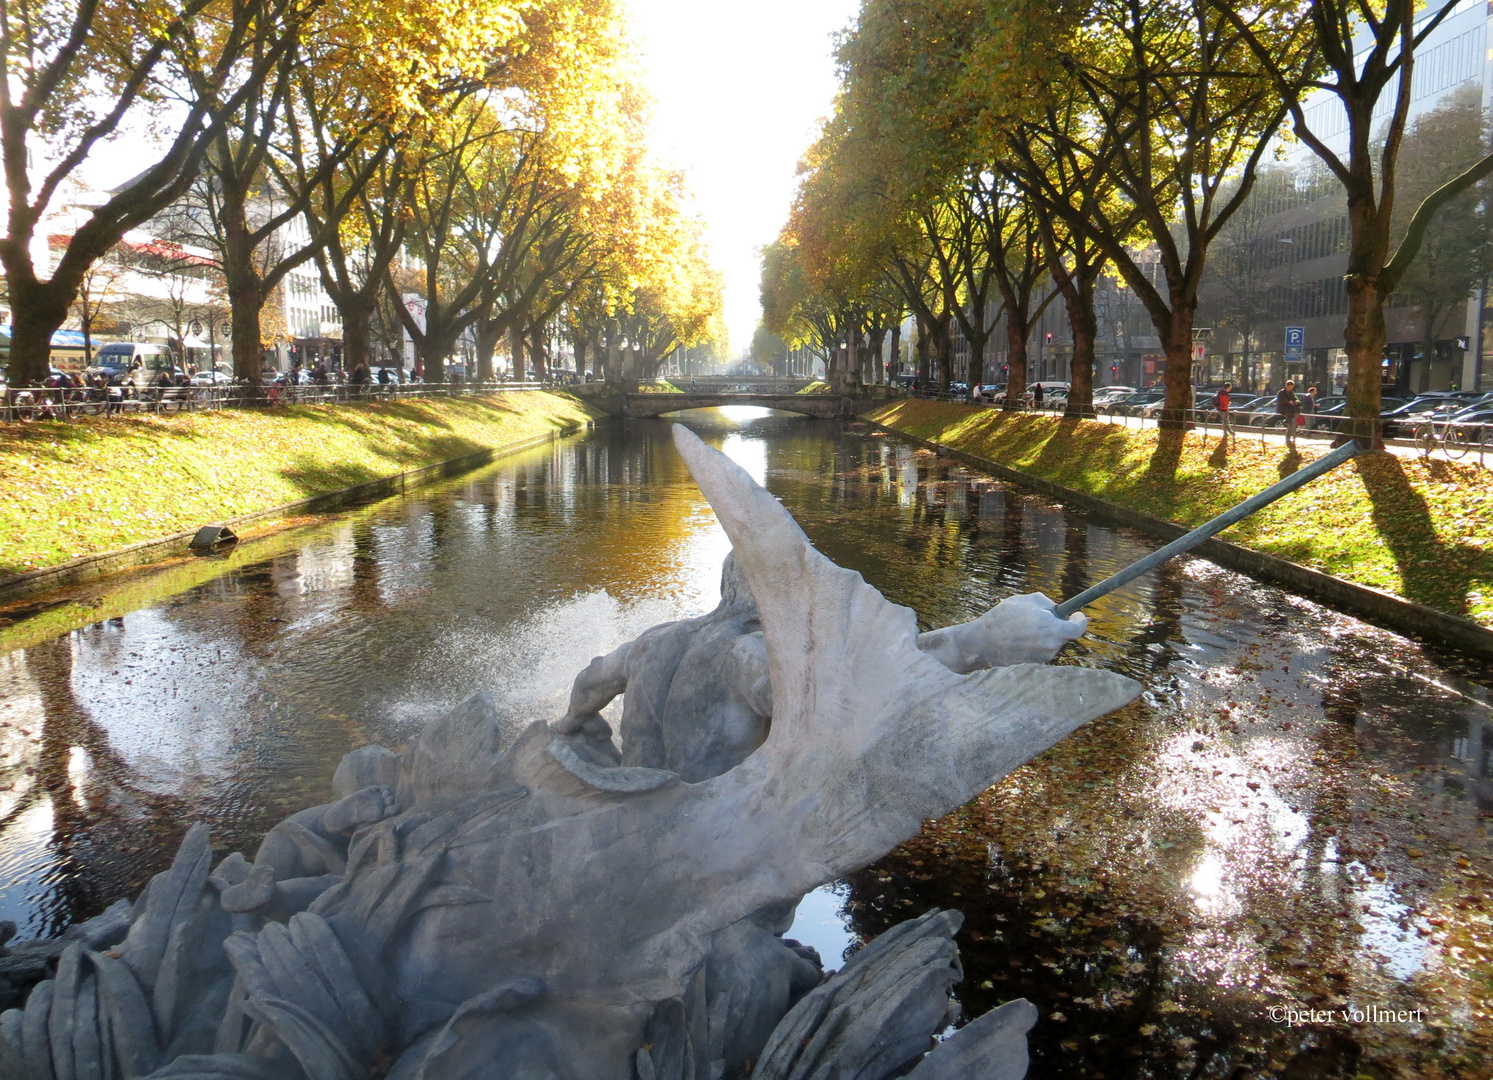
[0,391,598,578]
[867,399,1493,629]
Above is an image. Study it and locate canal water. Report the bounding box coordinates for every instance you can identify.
[0,409,1488,1078]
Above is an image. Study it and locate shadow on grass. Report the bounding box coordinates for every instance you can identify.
[1356,453,1493,617]
[1207,437,1230,470]
[1146,427,1185,483]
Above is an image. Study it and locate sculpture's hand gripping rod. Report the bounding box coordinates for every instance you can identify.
[1052,440,1364,620]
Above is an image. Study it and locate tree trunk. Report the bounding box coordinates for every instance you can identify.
[889,322,902,380]
[420,327,448,384]
[222,190,267,385]
[1158,299,1196,429]
[1063,276,1098,418]
[1343,275,1386,443]
[508,325,526,381]
[573,336,588,380]
[476,323,499,382]
[528,331,548,383]
[5,274,72,385]
[866,326,886,386]
[338,294,374,373]
[933,311,952,392]
[844,324,863,393]
[1004,318,1029,409]
[228,276,266,385]
[915,315,931,386]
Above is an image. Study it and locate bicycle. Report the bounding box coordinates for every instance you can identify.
[1414,421,1440,457]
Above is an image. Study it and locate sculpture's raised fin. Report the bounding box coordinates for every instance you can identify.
[670,424,1141,846]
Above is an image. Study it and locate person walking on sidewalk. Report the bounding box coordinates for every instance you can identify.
[1218,382,1234,443]
[1275,380,1301,449]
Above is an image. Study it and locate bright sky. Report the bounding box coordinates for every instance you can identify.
[624,0,860,354]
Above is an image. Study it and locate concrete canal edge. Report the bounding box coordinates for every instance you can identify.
[0,422,591,606]
[865,419,1493,661]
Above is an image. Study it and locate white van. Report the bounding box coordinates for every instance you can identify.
[87,342,177,388]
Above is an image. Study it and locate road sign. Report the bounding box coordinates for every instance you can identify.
[1284,326,1305,364]
[1191,342,1206,364]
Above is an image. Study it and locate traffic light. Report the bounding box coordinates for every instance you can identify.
[1045,332,1052,343]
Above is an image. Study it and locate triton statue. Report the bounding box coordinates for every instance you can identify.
[0,425,1139,1080]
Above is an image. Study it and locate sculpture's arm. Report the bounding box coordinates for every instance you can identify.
[727,631,772,717]
[551,641,634,735]
[916,593,1087,674]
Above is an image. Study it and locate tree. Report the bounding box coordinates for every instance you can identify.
[70,251,126,363]
[992,0,1308,453]
[1216,0,1493,438]
[0,0,318,384]
[1385,86,1492,391]
[125,239,221,364]
[751,325,787,374]
[1198,166,1303,389]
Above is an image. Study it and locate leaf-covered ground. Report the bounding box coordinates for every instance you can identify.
[867,400,1493,629]
[0,392,598,578]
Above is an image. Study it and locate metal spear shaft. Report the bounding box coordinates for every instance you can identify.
[1052,439,1364,620]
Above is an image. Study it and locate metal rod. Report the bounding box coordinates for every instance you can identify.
[1053,439,1364,619]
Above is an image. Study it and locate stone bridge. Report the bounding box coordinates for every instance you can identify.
[572,390,862,419]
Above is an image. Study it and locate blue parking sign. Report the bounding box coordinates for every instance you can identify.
[1284,326,1305,364]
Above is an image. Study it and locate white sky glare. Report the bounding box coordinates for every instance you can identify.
[624,0,860,354]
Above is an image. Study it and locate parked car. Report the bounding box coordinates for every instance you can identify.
[1381,394,1469,437]
[1100,390,1152,415]
[1439,405,1493,446]
[1092,385,1137,405]
[1116,390,1165,416]
[190,368,233,386]
[1138,391,1214,420]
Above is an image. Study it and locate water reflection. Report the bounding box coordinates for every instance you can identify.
[0,414,1488,1078]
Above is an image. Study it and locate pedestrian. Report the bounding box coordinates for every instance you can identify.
[1275,379,1301,449]
[1032,383,1045,408]
[971,382,982,404]
[1217,382,1234,443]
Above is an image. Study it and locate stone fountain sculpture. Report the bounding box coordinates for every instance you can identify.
[0,425,1141,1080]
